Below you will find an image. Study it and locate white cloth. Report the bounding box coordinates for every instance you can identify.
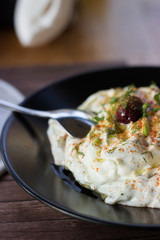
[0,80,24,176]
[14,0,76,47]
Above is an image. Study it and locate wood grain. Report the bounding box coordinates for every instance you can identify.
[1,0,160,67]
[1,0,160,238]
[0,63,121,96]
[0,64,160,239]
[1,176,160,240]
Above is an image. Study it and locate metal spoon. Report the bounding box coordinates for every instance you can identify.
[0,99,94,138]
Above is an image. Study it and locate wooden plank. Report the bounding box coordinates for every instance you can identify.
[1,0,160,66]
[0,180,33,202]
[1,0,160,235]
[0,200,70,223]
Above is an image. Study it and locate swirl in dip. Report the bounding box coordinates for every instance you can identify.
[47,84,160,208]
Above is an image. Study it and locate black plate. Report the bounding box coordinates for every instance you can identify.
[2,66,160,227]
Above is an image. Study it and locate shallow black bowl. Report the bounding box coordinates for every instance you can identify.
[1,66,160,227]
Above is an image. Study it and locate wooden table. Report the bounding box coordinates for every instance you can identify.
[1,0,160,239]
[1,0,160,67]
[1,64,160,240]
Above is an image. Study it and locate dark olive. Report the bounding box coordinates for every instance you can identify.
[116,96,143,124]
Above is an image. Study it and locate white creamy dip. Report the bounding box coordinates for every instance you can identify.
[47,84,160,208]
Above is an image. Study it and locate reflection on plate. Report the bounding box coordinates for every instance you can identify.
[2,66,160,227]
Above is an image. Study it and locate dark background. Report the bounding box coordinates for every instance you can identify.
[0,0,16,28]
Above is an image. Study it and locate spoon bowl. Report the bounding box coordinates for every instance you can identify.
[0,99,94,138]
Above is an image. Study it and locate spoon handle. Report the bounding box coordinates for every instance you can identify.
[0,99,53,118]
[0,99,93,120]
[0,99,94,138]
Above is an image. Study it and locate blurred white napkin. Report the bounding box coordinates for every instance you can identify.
[14,0,76,47]
[0,80,24,176]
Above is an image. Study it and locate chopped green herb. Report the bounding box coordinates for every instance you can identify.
[143,121,149,138]
[110,97,118,104]
[148,173,158,178]
[154,92,160,105]
[131,125,140,134]
[142,105,149,137]
[150,107,160,114]
[115,84,135,111]
[102,102,107,107]
[93,137,102,146]
[106,124,122,138]
[74,145,85,156]
[78,151,85,156]
[142,103,149,117]
[106,116,113,124]
[92,115,105,124]
[141,151,153,159]
[143,157,147,163]
[89,131,95,139]
[123,84,135,98]
[157,141,160,148]
[108,147,117,154]
[106,127,115,135]
[122,138,127,142]
[122,142,129,146]
[111,104,117,113]
[106,127,116,136]
[114,123,122,133]
[116,84,136,112]
[106,110,115,124]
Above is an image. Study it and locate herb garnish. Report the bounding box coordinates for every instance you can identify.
[148,107,160,115]
[122,142,129,146]
[143,157,147,163]
[141,151,153,159]
[110,96,118,104]
[154,92,160,105]
[92,114,105,124]
[106,110,115,123]
[78,151,85,156]
[105,127,115,137]
[117,84,136,110]
[74,145,85,156]
[122,138,127,142]
[108,147,117,153]
[143,120,149,138]
[106,124,122,137]
[123,84,135,98]
[131,122,140,134]
[142,103,149,117]
[142,103,149,138]
[92,137,102,146]
[89,130,95,139]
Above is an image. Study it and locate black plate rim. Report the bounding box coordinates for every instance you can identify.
[19,65,160,107]
[2,65,160,228]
